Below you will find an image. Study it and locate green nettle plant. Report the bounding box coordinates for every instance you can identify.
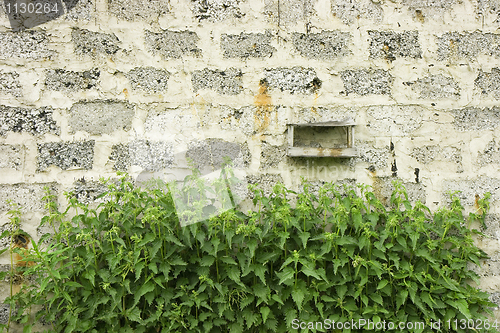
[0,168,497,333]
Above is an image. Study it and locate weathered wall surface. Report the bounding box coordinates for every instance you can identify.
[1,0,500,322]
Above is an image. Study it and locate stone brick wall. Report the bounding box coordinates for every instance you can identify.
[1,0,500,321]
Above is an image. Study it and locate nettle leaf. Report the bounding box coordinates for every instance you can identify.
[246,238,258,258]
[377,280,388,290]
[298,231,310,249]
[200,255,215,267]
[260,306,270,324]
[291,288,305,311]
[251,264,267,285]
[227,266,244,287]
[242,308,259,329]
[276,267,294,286]
[396,289,408,309]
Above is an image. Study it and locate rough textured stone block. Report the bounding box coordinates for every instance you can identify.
[340,69,392,95]
[192,68,243,95]
[353,144,391,171]
[451,107,500,131]
[221,32,275,59]
[475,68,500,100]
[442,177,500,206]
[186,139,251,170]
[0,144,22,170]
[64,0,95,21]
[72,178,110,204]
[402,0,458,21]
[193,0,244,21]
[260,142,286,169]
[0,304,10,324]
[0,183,56,212]
[109,141,173,172]
[331,0,383,25]
[292,31,351,60]
[369,31,421,61]
[0,105,60,136]
[373,176,426,204]
[0,71,22,97]
[477,0,500,19]
[126,67,170,93]
[264,0,314,26]
[264,67,321,94]
[0,72,19,96]
[45,68,100,92]
[246,174,284,198]
[366,105,423,136]
[108,0,169,21]
[37,141,95,171]
[412,146,463,172]
[72,28,120,57]
[406,74,460,99]
[478,140,500,166]
[437,32,500,60]
[0,31,53,60]
[69,100,134,135]
[145,30,201,59]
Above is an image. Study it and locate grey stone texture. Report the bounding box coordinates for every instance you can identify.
[437,32,500,60]
[246,173,284,198]
[145,30,201,59]
[442,177,500,206]
[72,178,109,204]
[402,0,459,21]
[0,31,53,60]
[193,0,244,22]
[64,0,95,21]
[477,0,500,20]
[186,139,251,170]
[412,146,463,172]
[192,68,243,95]
[221,32,276,59]
[260,142,286,169]
[69,100,135,135]
[0,304,10,324]
[331,0,383,25]
[366,105,423,136]
[292,31,351,60]
[451,107,500,131]
[125,67,170,93]
[0,105,60,137]
[264,67,322,94]
[478,140,500,166]
[353,144,391,171]
[45,68,100,92]
[72,28,120,57]
[109,140,173,172]
[373,177,426,205]
[0,145,22,170]
[407,74,460,100]
[108,0,169,21]
[218,106,255,136]
[340,69,392,96]
[37,141,95,171]
[368,31,422,61]
[0,71,22,97]
[264,0,315,26]
[475,68,500,100]
[0,183,57,212]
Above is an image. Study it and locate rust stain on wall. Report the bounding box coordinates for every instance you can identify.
[254,79,273,132]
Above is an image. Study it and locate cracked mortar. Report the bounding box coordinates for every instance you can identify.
[37,141,95,171]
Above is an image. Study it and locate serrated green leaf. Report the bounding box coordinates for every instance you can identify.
[260,306,270,324]
[251,264,266,285]
[276,267,294,285]
[377,280,388,290]
[291,288,305,311]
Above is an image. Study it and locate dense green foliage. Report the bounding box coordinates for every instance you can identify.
[0,170,496,332]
